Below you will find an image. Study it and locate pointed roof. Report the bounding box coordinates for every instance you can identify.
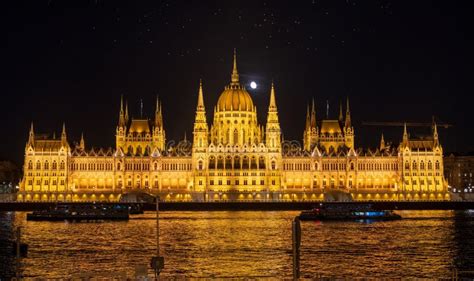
[80,132,85,150]
[268,82,277,111]
[345,97,351,128]
[380,133,385,150]
[231,48,239,84]
[310,99,316,128]
[61,122,67,139]
[305,104,310,130]
[197,79,205,111]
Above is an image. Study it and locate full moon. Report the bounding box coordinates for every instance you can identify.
[250,81,257,89]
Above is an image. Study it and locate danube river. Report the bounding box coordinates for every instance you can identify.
[1,210,473,278]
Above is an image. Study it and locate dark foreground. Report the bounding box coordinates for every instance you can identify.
[1,200,474,211]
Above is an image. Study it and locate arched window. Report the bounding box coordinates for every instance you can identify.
[404,161,409,170]
[420,161,425,170]
[60,161,65,170]
[209,157,216,169]
[36,161,41,170]
[428,161,433,170]
[52,161,57,170]
[412,161,417,170]
[44,161,49,170]
[250,157,257,169]
[217,157,224,169]
[233,129,239,144]
[234,156,241,169]
[198,160,203,170]
[154,162,158,170]
[242,157,249,169]
[117,162,121,170]
[259,157,266,169]
[435,160,440,170]
[28,161,33,170]
[271,161,276,170]
[350,162,355,171]
[225,157,232,169]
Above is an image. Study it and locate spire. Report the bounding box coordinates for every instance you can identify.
[326,100,329,119]
[197,79,205,111]
[61,122,67,144]
[140,99,143,118]
[305,104,310,130]
[380,133,385,150]
[269,82,277,111]
[231,48,239,85]
[125,101,129,123]
[119,95,126,127]
[310,99,316,128]
[403,122,408,143]
[345,97,351,128]
[433,122,439,145]
[79,132,85,150]
[155,98,163,128]
[184,131,187,142]
[28,122,34,144]
[338,101,343,122]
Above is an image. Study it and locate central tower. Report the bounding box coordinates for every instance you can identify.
[210,50,263,146]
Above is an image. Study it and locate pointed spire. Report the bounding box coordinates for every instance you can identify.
[305,104,310,130]
[433,122,439,145]
[380,133,385,150]
[79,132,85,150]
[338,101,343,122]
[28,122,34,144]
[61,122,67,145]
[310,99,316,128]
[345,97,351,128]
[403,122,408,143]
[231,48,239,85]
[125,101,129,123]
[119,96,126,127]
[184,131,187,142]
[269,82,277,111]
[197,79,205,111]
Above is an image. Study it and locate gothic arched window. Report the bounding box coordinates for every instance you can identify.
[52,161,57,170]
[60,161,65,170]
[36,161,41,170]
[233,129,239,144]
[28,161,33,170]
[435,160,440,170]
[234,156,241,169]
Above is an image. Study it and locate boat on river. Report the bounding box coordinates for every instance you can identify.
[26,204,130,221]
[299,203,401,221]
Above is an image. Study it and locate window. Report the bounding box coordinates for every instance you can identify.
[60,161,65,170]
[405,161,409,170]
[435,161,440,170]
[36,161,41,170]
[412,161,417,170]
[198,161,203,170]
[52,161,57,169]
[428,161,433,170]
[271,161,276,170]
[28,161,33,169]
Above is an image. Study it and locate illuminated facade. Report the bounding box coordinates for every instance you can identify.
[18,52,450,202]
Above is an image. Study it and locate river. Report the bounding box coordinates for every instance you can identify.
[0,210,473,279]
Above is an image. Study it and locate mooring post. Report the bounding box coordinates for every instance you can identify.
[151,195,164,279]
[292,216,301,280]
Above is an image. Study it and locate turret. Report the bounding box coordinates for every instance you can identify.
[345,97,351,128]
[118,95,126,127]
[192,79,209,151]
[79,133,85,150]
[380,133,385,151]
[61,122,67,145]
[28,122,34,145]
[152,97,166,151]
[433,122,439,147]
[303,99,318,151]
[265,82,281,151]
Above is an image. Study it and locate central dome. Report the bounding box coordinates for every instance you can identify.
[216,50,254,112]
[217,86,254,112]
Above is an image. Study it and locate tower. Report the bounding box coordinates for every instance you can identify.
[116,96,127,150]
[265,82,281,151]
[192,79,209,152]
[303,99,318,151]
[344,97,354,149]
[152,97,166,151]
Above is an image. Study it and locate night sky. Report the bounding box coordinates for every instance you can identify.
[2,0,473,165]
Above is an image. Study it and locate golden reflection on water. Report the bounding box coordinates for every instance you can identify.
[6,210,470,278]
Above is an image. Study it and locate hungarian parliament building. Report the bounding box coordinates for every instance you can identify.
[18,52,449,202]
